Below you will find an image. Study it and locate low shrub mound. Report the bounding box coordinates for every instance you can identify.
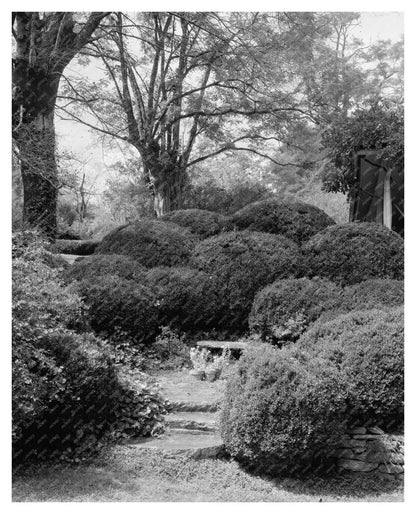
[191,231,302,332]
[52,238,100,255]
[64,254,147,283]
[231,199,335,243]
[249,278,342,344]
[297,308,404,431]
[302,222,404,285]
[220,344,347,476]
[75,275,159,345]
[95,220,197,267]
[160,209,231,239]
[143,267,224,333]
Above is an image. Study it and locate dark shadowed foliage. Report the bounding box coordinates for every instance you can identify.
[95,220,197,267]
[191,231,302,333]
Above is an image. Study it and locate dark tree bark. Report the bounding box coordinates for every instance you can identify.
[12,11,108,235]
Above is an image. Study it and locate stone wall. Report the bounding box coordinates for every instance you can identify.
[336,426,404,480]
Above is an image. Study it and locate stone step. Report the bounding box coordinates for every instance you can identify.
[166,411,218,433]
[123,432,225,459]
[168,400,219,412]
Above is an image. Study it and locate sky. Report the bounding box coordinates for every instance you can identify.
[55,11,405,193]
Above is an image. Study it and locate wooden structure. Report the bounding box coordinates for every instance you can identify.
[350,149,404,236]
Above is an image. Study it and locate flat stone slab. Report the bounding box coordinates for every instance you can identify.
[58,254,83,265]
[166,411,218,432]
[196,340,248,351]
[124,433,225,459]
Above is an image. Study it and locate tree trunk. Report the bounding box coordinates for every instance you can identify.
[17,111,58,235]
[151,165,187,217]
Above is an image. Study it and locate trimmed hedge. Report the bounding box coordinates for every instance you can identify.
[191,231,302,332]
[296,308,404,431]
[76,275,160,345]
[302,222,404,285]
[64,254,147,283]
[160,209,231,239]
[249,278,343,344]
[231,199,335,243]
[220,344,347,476]
[95,220,197,267]
[143,267,224,333]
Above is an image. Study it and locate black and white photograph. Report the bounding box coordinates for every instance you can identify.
[9,3,406,504]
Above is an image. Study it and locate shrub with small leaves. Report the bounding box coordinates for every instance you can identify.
[142,266,224,333]
[95,219,197,267]
[220,344,348,476]
[191,231,302,332]
[75,275,160,345]
[296,307,404,431]
[302,222,404,285]
[64,254,147,283]
[231,199,335,244]
[249,278,343,344]
[160,208,232,238]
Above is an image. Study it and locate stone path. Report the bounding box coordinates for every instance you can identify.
[123,370,227,459]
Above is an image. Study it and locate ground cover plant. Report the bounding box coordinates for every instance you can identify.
[190,230,303,333]
[231,199,335,244]
[95,219,197,267]
[249,278,343,344]
[160,208,232,238]
[302,222,404,285]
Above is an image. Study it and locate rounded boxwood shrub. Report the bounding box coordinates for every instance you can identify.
[296,307,404,431]
[160,209,231,239]
[95,220,197,267]
[220,344,347,476]
[64,254,147,283]
[143,267,224,333]
[302,222,404,285]
[191,231,302,332]
[76,275,159,345]
[231,199,335,243]
[249,278,343,344]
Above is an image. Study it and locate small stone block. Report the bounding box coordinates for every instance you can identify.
[353,434,383,440]
[348,427,367,435]
[336,449,355,459]
[378,463,404,474]
[338,459,378,472]
[353,447,367,454]
[390,454,404,465]
[367,426,384,435]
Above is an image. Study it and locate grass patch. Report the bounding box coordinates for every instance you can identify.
[13,445,403,502]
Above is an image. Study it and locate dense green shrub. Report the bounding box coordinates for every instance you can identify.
[160,209,231,238]
[318,279,404,323]
[296,308,404,430]
[95,219,197,267]
[52,238,100,255]
[12,232,166,462]
[231,199,335,243]
[249,278,342,344]
[302,222,404,285]
[191,231,302,332]
[143,267,224,333]
[220,344,347,476]
[76,275,160,345]
[64,254,146,283]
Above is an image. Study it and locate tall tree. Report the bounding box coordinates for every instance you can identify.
[58,12,329,215]
[12,11,108,234]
